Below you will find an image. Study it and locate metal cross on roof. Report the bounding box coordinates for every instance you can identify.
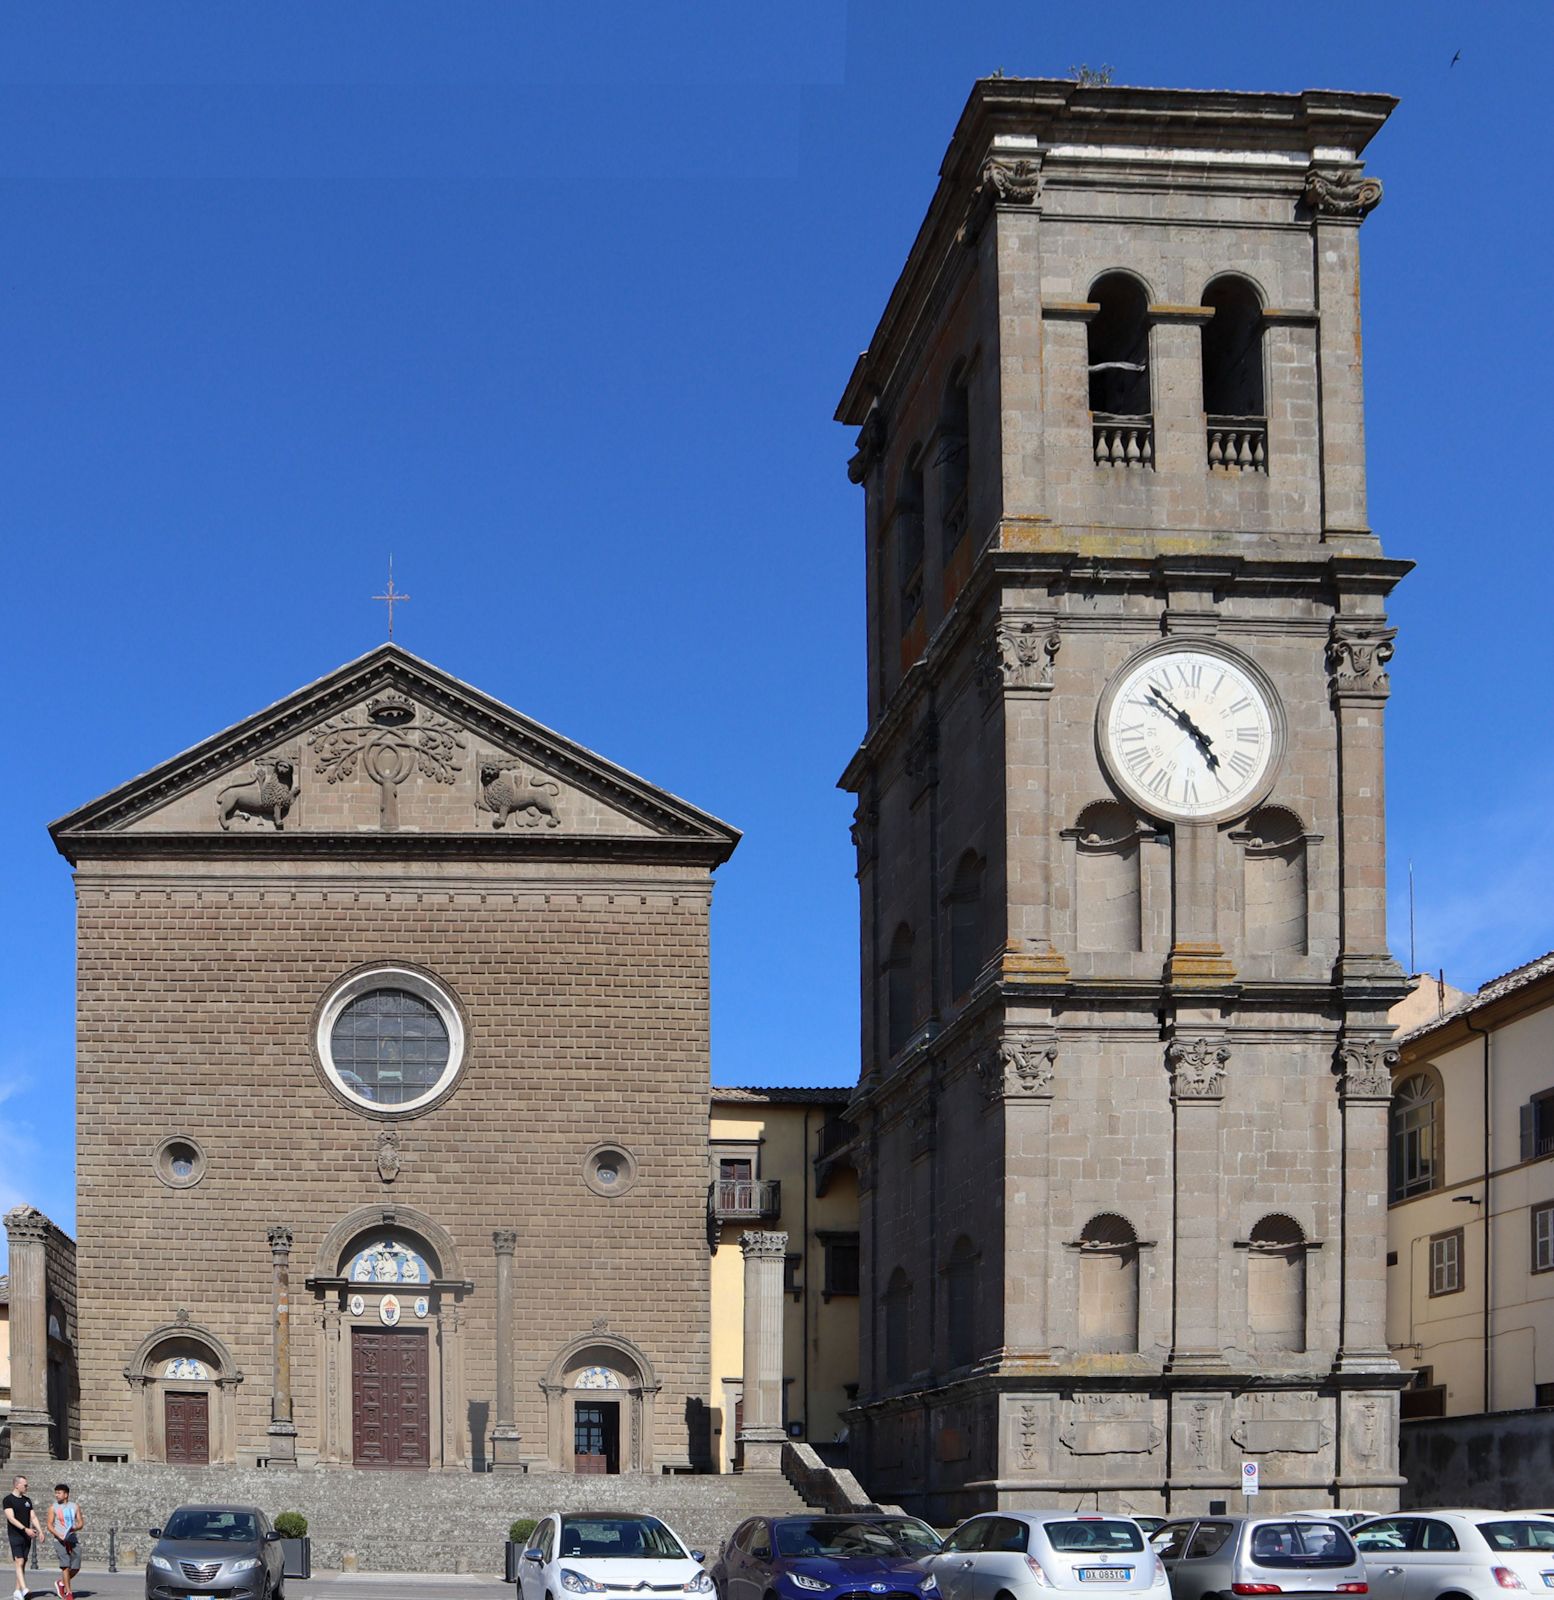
[373,556,410,639]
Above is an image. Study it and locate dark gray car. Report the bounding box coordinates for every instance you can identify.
[1152,1515,1368,1600]
[145,1506,285,1600]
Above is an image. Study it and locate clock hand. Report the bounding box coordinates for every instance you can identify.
[1146,687,1220,768]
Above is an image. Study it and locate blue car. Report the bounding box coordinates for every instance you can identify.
[715,1515,944,1600]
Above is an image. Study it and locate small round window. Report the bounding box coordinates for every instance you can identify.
[315,966,466,1117]
[584,1143,638,1197]
[154,1135,207,1189]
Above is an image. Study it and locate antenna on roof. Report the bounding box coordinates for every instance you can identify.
[1408,859,1417,975]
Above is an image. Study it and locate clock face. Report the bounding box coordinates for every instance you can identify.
[1100,644,1281,822]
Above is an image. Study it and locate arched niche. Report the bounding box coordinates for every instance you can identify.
[1064,801,1144,954]
[1074,1213,1141,1354]
[307,1206,470,1471]
[124,1320,242,1465]
[1243,1213,1311,1354]
[541,1331,662,1473]
[1232,805,1317,958]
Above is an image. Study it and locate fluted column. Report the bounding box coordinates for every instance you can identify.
[490,1228,524,1471]
[737,1230,788,1471]
[266,1226,298,1465]
[4,1206,54,1459]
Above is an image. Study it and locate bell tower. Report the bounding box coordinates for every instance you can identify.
[838,79,1409,1519]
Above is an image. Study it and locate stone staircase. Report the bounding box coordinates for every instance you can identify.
[7,1460,815,1576]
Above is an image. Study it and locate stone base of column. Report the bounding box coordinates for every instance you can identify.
[1001,945,1070,984]
[1334,1346,1400,1374]
[1332,952,1407,993]
[6,1410,53,1462]
[1164,943,1237,987]
[490,1426,528,1472]
[1165,1350,1230,1375]
[737,1434,784,1472]
[264,1421,299,1466]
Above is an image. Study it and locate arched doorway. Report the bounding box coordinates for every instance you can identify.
[541,1332,661,1473]
[308,1205,470,1469]
[124,1319,241,1464]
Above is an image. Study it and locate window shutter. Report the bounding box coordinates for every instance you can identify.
[1523,1102,1537,1163]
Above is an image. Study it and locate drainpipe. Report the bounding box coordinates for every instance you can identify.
[1465,1013,1492,1415]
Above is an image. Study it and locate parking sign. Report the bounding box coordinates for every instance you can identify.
[1241,1460,1260,1496]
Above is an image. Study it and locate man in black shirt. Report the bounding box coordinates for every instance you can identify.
[4,1476,42,1600]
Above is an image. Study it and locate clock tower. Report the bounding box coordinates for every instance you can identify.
[837,79,1410,1519]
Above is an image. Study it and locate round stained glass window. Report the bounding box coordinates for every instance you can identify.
[316,966,466,1116]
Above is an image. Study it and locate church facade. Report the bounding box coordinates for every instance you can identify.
[837,80,1411,1518]
[51,647,739,1473]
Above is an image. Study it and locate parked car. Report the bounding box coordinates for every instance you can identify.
[145,1506,286,1600]
[517,1512,710,1600]
[715,1514,942,1600]
[1150,1515,1366,1600]
[1134,1521,1167,1538]
[1289,1515,1372,1534]
[1352,1510,1554,1600]
[923,1512,1164,1600]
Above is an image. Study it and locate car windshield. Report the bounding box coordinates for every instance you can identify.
[559,1519,686,1560]
[1249,1524,1356,1568]
[776,1521,910,1558]
[1479,1522,1554,1553]
[879,1520,944,1557]
[1044,1521,1145,1554]
[163,1511,259,1543]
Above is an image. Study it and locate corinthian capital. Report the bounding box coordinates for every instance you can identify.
[739,1230,789,1260]
[1328,621,1397,700]
[1303,167,1384,219]
[1335,1036,1398,1101]
[1168,1037,1230,1100]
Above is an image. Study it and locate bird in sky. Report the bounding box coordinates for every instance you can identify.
[1451,49,1462,67]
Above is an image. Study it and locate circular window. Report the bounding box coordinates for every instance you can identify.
[583,1143,638,1198]
[153,1135,207,1190]
[314,965,467,1117]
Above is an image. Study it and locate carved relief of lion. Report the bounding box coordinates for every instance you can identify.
[479,762,562,829]
[217,759,300,830]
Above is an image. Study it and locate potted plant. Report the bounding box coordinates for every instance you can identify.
[275,1513,310,1581]
[505,1520,538,1585]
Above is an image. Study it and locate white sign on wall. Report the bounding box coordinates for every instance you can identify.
[1241,1460,1260,1497]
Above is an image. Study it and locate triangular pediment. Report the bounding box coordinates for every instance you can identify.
[51,645,740,865]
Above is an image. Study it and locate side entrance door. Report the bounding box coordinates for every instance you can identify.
[164,1392,210,1465]
[352,1327,430,1468]
[574,1401,620,1473]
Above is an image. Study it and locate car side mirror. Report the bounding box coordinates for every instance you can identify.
[691,1553,706,1565]
[149,1530,162,1540]
[753,1549,771,1562]
[264,1531,282,1543]
[524,1550,544,1563]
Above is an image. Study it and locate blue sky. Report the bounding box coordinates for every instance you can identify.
[3,1,1552,1251]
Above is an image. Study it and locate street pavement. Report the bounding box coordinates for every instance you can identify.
[22,1574,510,1600]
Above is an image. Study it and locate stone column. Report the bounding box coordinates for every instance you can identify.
[266,1226,298,1465]
[737,1230,788,1471]
[1336,1037,1399,1370]
[490,1229,524,1470]
[989,1033,1058,1356]
[1166,1034,1230,1372]
[4,1206,54,1460]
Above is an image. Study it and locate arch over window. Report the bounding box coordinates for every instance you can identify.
[938,365,970,559]
[1240,805,1309,958]
[945,1236,978,1369]
[895,453,925,626]
[540,1330,663,1474]
[883,1267,912,1383]
[1247,1214,1308,1354]
[1391,1071,1443,1201]
[948,851,986,998]
[1076,1213,1140,1354]
[315,1202,462,1282]
[1071,801,1142,954]
[1087,274,1152,418]
[125,1321,242,1466]
[885,923,917,1056]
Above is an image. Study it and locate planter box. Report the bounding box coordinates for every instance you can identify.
[282,1538,311,1581]
[504,1542,527,1585]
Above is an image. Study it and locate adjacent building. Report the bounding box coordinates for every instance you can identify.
[837,77,1409,1519]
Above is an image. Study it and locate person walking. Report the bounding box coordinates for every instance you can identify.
[45,1487,82,1600]
[3,1475,42,1600]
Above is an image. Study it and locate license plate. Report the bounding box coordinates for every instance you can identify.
[188,1593,214,1599]
[1079,1571,1131,1583]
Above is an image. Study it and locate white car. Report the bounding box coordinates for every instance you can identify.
[517,1513,712,1600]
[925,1511,1165,1600]
[1353,1510,1554,1600]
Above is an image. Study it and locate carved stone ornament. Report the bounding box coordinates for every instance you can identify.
[909,1096,937,1158]
[1302,167,1384,218]
[904,719,939,785]
[174,1307,192,1326]
[1327,622,1397,699]
[959,157,1042,245]
[1335,1036,1399,1100]
[854,1141,876,1194]
[477,756,563,830]
[376,1128,402,1183]
[977,617,1061,705]
[3,1204,52,1243]
[979,1033,1059,1102]
[492,1227,518,1255]
[739,1230,789,1259]
[850,798,879,869]
[216,755,300,832]
[1014,1401,1041,1470]
[267,1225,293,1254]
[1168,1037,1230,1100]
[308,696,466,831]
[846,402,887,486]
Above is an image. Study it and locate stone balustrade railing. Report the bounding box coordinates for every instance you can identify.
[1092,414,1154,468]
[1207,415,1268,473]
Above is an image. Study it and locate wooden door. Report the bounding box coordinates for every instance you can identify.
[573,1401,619,1474]
[165,1392,210,1465]
[352,1328,430,1468]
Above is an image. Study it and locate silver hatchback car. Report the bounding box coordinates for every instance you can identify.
[1151,1516,1368,1600]
[924,1511,1166,1600]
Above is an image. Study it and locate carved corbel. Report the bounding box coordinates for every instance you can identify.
[958,157,1043,246]
[847,402,887,486]
[1302,167,1384,219]
[1327,620,1397,701]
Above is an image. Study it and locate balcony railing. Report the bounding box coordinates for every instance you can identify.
[1207,415,1268,473]
[712,1178,781,1221]
[1093,414,1154,469]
